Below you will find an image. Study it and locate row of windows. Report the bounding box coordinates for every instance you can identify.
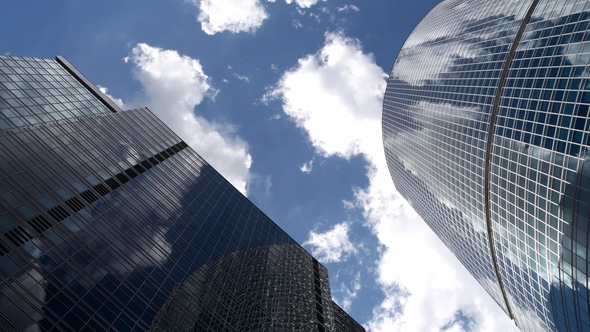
[0,109,182,227]
[492,0,590,330]
[384,0,590,330]
[0,56,111,131]
[0,52,360,330]
[0,109,308,331]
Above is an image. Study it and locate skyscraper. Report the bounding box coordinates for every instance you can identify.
[383,0,590,331]
[0,54,363,331]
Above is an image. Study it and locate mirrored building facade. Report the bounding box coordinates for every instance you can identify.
[383,0,590,331]
[0,54,364,331]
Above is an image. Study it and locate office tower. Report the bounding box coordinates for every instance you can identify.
[0,54,364,332]
[383,0,590,331]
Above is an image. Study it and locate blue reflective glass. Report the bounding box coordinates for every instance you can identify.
[383,0,590,331]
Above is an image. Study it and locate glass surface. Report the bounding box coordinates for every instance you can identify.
[0,56,112,131]
[0,57,364,331]
[384,0,533,319]
[383,0,590,331]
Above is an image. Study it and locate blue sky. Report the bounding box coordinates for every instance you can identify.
[2,0,521,330]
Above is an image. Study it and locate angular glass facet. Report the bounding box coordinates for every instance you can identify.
[0,55,363,332]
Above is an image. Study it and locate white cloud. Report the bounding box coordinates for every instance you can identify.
[97,85,124,108]
[336,4,359,12]
[228,65,250,82]
[265,32,386,160]
[304,222,357,263]
[191,0,328,34]
[356,163,518,332]
[193,0,268,35]
[268,31,519,331]
[338,271,362,311]
[285,0,326,9]
[299,159,313,173]
[233,72,250,82]
[264,174,272,196]
[123,43,252,195]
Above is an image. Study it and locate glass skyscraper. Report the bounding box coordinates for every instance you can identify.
[383,0,590,331]
[0,54,363,331]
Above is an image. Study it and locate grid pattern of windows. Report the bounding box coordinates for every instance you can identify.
[491,1,590,331]
[151,244,335,331]
[383,0,534,319]
[384,0,590,331]
[0,139,188,257]
[0,55,111,131]
[331,300,365,332]
[0,56,364,331]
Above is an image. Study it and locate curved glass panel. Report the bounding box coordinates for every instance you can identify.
[383,0,534,318]
[491,0,590,330]
[384,0,590,331]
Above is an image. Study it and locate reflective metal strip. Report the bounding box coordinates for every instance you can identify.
[55,55,123,113]
[484,0,541,322]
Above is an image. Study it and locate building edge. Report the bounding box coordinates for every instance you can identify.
[55,55,122,113]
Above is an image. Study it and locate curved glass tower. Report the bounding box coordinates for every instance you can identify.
[383,0,590,331]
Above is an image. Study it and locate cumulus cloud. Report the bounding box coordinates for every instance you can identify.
[285,0,326,9]
[304,222,357,263]
[191,0,328,34]
[193,0,268,35]
[268,31,519,331]
[97,85,124,108]
[356,162,518,331]
[122,43,252,195]
[265,32,386,160]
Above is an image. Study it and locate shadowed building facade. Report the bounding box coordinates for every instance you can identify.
[383,0,590,331]
[0,54,363,331]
